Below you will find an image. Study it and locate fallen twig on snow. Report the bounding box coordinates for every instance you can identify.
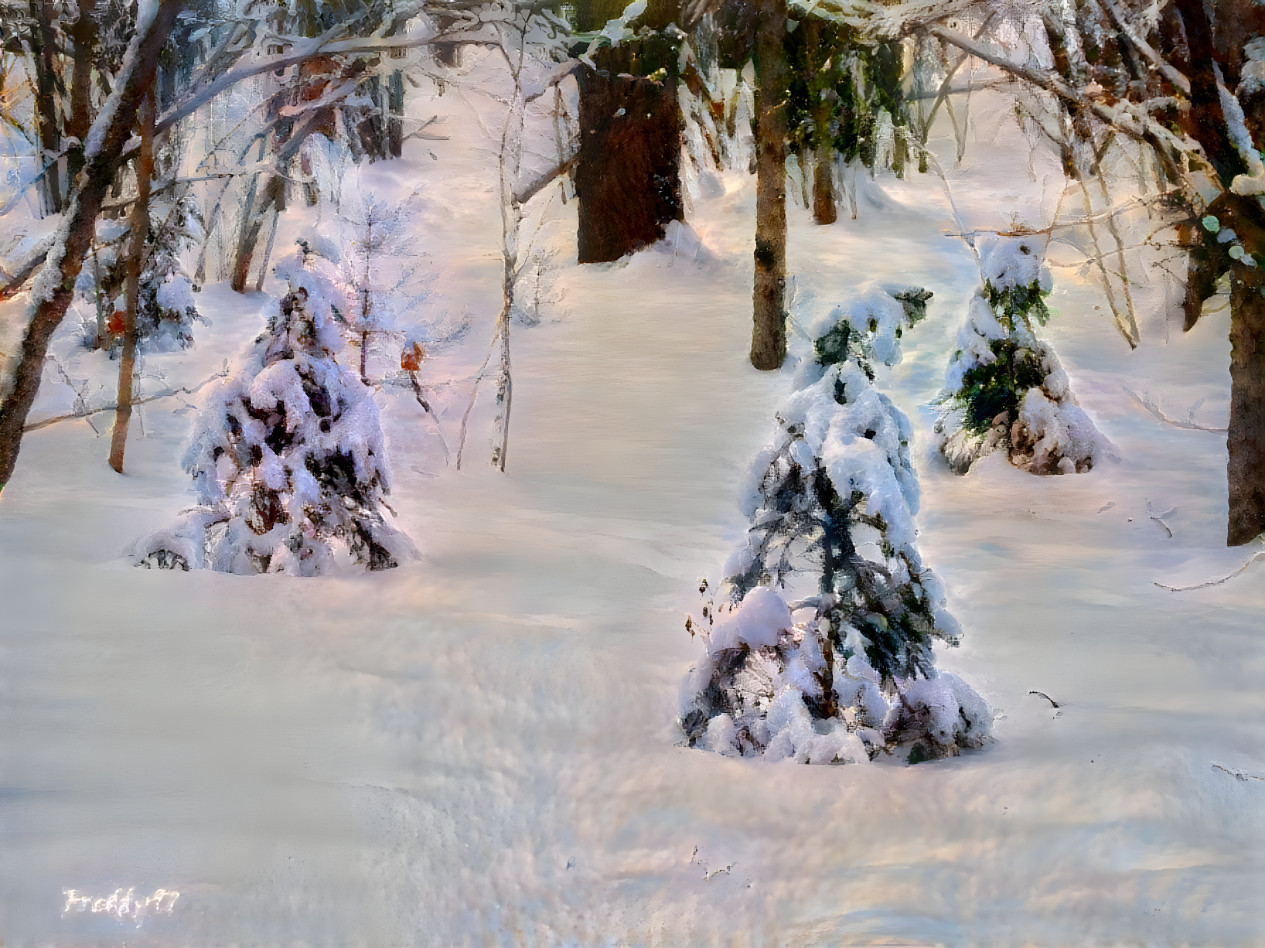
[1155,552,1265,592]
[1125,387,1227,433]
[1028,690,1060,709]
[1212,762,1265,782]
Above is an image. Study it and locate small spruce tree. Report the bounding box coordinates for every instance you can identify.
[936,236,1109,475]
[680,286,991,764]
[135,246,415,575]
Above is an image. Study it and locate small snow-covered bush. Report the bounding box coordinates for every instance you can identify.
[936,237,1108,475]
[134,247,415,575]
[680,287,992,764]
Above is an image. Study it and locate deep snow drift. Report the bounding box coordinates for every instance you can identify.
[2,52,1264,947]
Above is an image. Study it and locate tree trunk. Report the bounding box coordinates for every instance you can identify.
[811,143,836,225]
[750,0,788,370]
[574,37,683,263]
[387,69,405,158]
[65,0,98,188]
[1227,272,1265,544]
[231,172,284,292]
[28,0,63,214]
[0,2,184,496]
[108,92,155,474]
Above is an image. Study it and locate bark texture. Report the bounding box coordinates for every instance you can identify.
[575,38,683,263]
[1227,271,1265,545]
[750,0,789,370]
[65,0,98,188]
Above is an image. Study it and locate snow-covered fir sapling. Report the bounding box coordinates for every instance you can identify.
[936,236,1109,475]
[680,287,992,764]
[134,246,415,575]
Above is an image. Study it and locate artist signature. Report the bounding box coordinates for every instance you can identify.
[62,887,180,927]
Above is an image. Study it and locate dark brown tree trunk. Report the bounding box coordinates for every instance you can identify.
[65,0,98,188]
[0,2,184,496]
[1227,271,1265,544]
[575,38,683,263]
[28,0,62,214]
[811,142,836,225]
[108,91,155,474]
[750,0,788,370]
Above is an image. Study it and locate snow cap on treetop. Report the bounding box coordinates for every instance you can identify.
[977,234,1052,294]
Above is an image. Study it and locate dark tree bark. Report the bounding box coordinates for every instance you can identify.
[28,0,62,214]
[0,1,185,496]
[387,68,405,158]
[574,37,683,263]
[750,0,788,370]
[811,141,836,225]
[1206,191,1265,545]
[108,91,155,474]
[65,0,98,188]
[1227,270,1265,545]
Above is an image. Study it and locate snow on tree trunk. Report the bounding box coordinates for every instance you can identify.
[936,237,1111,476]
[133,247,415,575]
[681,286,992,764]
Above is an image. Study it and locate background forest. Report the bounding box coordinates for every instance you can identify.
[1,0,1263,944]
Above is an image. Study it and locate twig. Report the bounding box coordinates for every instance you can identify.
[407,370,451,465]
[1124,387,1226,432]
[1027,690,1060,708]
[0,249,49,300]
[1212,762,1265,782]
[1155,552,1265,592]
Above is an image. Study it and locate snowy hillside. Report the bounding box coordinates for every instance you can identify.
[2,45,1264,948]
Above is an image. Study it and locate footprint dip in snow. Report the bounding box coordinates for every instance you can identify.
[680,286,992,764]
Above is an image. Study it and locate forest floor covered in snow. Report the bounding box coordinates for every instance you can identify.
[2,55,1265,947]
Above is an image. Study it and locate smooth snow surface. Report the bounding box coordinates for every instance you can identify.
[2,54,1264,946]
